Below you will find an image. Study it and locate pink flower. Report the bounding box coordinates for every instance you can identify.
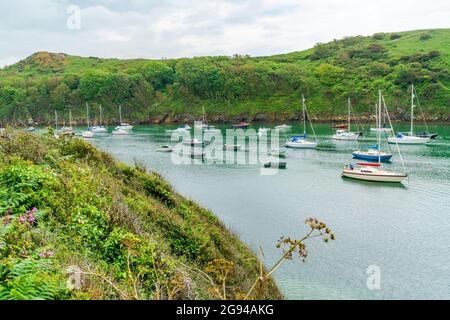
[19,216,26,224]
[31,207,38,213]
[2,215,12,225]
[39,250,55,259]
[27,213,36,223]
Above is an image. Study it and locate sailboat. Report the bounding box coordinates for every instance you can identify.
[332,98,362,141]
[200,107,221,134]
[388,85,431,145]
[342,91,407,183]
[113,105,131,135]
[370,102,392,133]
[92,105,108,133]
[115,105,133,131]
[82,102,94,138]
[286,95,318,149]
[353,98,393,162]
[60,109,75,136]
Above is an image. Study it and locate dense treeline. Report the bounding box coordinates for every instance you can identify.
[0,29,449,125]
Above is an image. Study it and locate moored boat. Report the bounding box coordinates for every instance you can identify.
[157,145,173,153]
[274,124,292,131]
[223,144,242,151]
[233,122,250,129]
[286,95,318,149]
[342,163,407,183]
[332,98,362,141]
[352,146,393,162]
[264,161,287,169]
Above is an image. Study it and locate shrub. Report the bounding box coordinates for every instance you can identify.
[390,34,402,40]
[420,34,432,41]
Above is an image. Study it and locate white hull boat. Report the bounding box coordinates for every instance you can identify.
[370,127,392,133]
[332,130,361,141]
[157,145,173,153]
[183,139,203,146]
[92,126,108,133]
[112,128,129,136]
[342,164,407,183]
[82,131,94,139]
[223,144,242,151]
[286,139,318,149]
[388,135,430,145]
[204,126,221,134]
[274,124,292,131]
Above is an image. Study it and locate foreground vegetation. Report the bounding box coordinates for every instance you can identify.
[1,29,449,125]
[0,130,286,300]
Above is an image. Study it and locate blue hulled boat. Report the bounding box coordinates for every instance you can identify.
[352,145,393,162]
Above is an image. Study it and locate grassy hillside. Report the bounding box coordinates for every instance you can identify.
[0,29,449,125]
[0,130,282,300]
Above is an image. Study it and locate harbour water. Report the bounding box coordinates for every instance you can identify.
[89,123,450,300]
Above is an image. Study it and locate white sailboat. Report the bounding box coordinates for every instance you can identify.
[342,91,407,183]
[60,109,75,136]
[113,105,131,135]
[115,105,133,131]
[92,105,108,133]
[388,84,431,145]
[370,102,392,133]
[332,98,362,141]
[286,95,318,149]
[82,102,94,138]
[199,107,220,134]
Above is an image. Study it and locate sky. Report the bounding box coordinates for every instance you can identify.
[0,0,449,67]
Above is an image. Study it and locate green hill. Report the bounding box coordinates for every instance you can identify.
[0,130,282,300]
[0,29,449,125]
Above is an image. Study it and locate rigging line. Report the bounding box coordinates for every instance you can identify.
[382,94,407,175]
[413,85,430,133]
[304,102,317,141]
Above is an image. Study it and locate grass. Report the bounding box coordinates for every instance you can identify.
[0,130,282,300]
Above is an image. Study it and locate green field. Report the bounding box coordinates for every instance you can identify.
[0,29,449,125]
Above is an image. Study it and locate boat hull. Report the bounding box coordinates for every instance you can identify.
[342,170,407,183]
[352,152,393,162]
[286,141,317,149]
[388,137,430,145]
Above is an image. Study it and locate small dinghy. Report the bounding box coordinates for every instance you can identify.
[274,124,292,131]
[414,132,439,140]
[233,122,250,129]
[268,150,288,158]
[264,161,287,169]
[332,124,348,129]
[157,145,173,153]
[183,138,203,146]
[112,128,129,136]
[223,144,242,151]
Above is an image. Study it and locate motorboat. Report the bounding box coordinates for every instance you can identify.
[157,145,173,153]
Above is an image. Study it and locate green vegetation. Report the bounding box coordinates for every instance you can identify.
[0,29,449,125]
[0,130,282,300]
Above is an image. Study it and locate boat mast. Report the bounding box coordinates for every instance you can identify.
[302,94,306,136]
[99,105,103,126]
[348,98,351,132]
[119,105,123,125]
[69,109,72,129]
[55,110,58,131]
[378,91,382,164]
[86,102,90,129]
[410,84,415,135]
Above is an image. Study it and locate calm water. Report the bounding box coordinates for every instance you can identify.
[87,123,449,300]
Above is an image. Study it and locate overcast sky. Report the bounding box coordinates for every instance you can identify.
[0,0,449,67]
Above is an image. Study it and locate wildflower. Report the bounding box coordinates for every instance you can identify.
[39,250,55,259]
[19,215,26,224]
[31,207,38,213]
[2,215,12,225]
[27,213,36,223]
